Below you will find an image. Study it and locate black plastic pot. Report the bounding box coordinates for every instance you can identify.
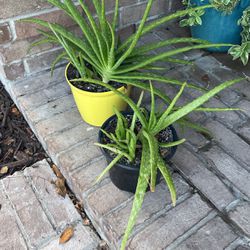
[98,112,178,193]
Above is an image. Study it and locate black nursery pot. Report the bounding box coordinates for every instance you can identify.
[98,112,179,193]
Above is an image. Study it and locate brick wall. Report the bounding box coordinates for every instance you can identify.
[0,0,181,85]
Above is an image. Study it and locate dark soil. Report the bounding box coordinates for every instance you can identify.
[101,113,174,167]
[67,64,125,93]
[0,83,47,179]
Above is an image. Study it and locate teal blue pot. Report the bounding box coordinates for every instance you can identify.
[190,0,250,52]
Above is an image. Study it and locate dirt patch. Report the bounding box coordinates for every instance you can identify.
[0,83,47,178]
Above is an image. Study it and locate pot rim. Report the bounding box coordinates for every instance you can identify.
[98,111,179,172]
[65,62,127,97]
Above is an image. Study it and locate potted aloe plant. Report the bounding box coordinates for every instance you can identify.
[87,76,244,249]
[181,0,250,64]
[24,0,230,126]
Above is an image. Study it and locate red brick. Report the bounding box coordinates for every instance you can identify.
[121,0,167,26]
[129,194,212,249]
[4,61,25,81]
[0,23,12,44]
[0,0,51,19]
[15,9,76,40]
[2,173,54,248]
[25,48,65,73]
[0,40,29,64]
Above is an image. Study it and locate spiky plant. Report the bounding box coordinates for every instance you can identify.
[23,0,228,96]
[91,77,244,250]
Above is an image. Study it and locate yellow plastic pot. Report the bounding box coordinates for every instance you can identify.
[65,63,130,127]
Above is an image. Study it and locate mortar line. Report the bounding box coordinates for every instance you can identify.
[23,169,58,231]
[164,210,217,250]
[16,82,69,103]
[1,177,34,249]
[171,160,250,240]
[117,191,193,247]
[200,118,250,175]
[70,155,105,173]
[224,237,248,250]
[185,142,250,201]
[55,135,100,164]
[21,90,74,111]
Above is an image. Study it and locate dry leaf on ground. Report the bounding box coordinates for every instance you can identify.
[83,218,90,226]
[51,164,64,179]
[59,226,74,244]
[54,177,67,198]
[0,166,8,175]
[11,107,20,116]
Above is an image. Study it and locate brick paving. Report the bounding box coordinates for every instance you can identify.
[2,26,250,249]
[0,160,100,250]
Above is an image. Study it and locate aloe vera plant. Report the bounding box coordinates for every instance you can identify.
[24,0,228,95]
[92,77,244,250]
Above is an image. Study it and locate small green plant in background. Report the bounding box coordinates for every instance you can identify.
[180,0,240,27]
[181,0,250,65]
[229,6,250,65]
[182,0,240,13]
[211,0,241,13]
[91,77,244,250]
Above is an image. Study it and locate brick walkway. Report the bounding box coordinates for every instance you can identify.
[3,27,250,249]
[0,160,100,249]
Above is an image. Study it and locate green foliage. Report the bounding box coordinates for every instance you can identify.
[181,1,250,65]
[93,77,244,250]
[180,0,240,28]
[228,6,250,65]
[24,0,223,91]
[239,6,250,42]
[229,41,250,65]
[180,8,205,27]
[212,0,240,13]
[182,0,240,13]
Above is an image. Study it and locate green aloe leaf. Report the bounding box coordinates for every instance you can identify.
[130,91,144,131]
[23,19,102,70]
[78,0,108,65]
[64,0,102,65]
[113,0,154,69]
[95,154,123,183]
[28,38,55,54]
[114,108,127,140]
[142,130,158,192]
[177,118,212,137]
[109,78,172,103]
[112,72,206,91]
[158,157,176,206]
[116,43,233,74]
[128,37,210,57]
[112,0,119,31]
[118,5,213,53]
[160,138,186,148]
[148,82,157,129]
[51,51,68,76]
[153,77,244,134]
[120,138,151,250]
[157,82,187,128]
